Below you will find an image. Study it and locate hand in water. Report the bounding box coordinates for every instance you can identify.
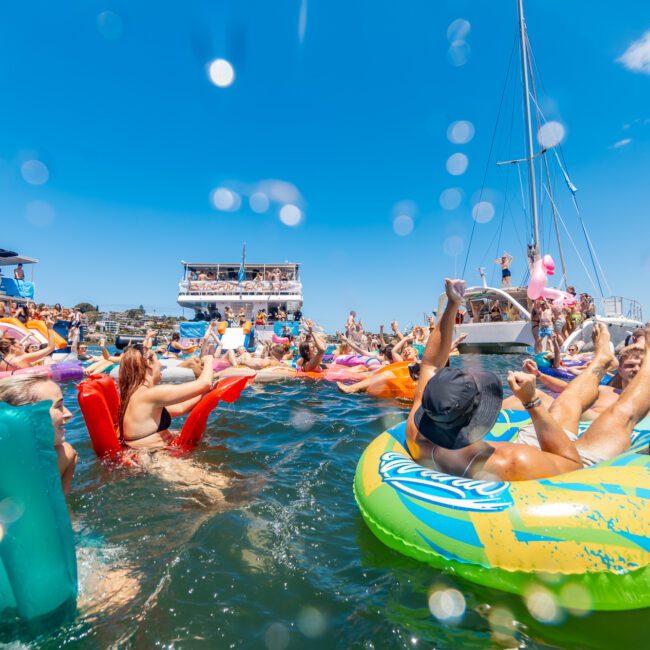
[445,278,466,305]
[507,371,537,404]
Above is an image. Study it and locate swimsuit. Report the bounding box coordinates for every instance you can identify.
[501,268,511,278]
[516,424,605,467]
[167,343,181,355]
[156,407,172,433]
[539,326,553,338]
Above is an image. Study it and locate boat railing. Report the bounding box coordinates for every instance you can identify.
[600,296,643,322]
[178,280,303,297]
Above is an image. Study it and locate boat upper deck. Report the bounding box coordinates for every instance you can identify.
[178,262,302,299]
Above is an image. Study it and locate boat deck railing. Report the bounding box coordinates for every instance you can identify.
[178,280,302,297]
[600,296,643,322]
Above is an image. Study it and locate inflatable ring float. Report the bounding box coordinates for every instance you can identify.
[354,410,650,611]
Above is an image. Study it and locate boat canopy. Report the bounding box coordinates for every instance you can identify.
[0,254,38,267]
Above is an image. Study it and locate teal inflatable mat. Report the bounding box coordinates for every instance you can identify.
[0,401,77,624]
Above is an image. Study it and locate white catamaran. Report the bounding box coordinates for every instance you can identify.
[443,0,643,354]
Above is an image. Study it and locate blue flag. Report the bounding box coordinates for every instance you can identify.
[238,261,245,284]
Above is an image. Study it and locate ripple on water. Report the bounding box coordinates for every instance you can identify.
[8,354,641,649]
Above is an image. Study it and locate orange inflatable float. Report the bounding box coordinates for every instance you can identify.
[77,374,249,464]
[27,319,68,349]
[366,362,416,402]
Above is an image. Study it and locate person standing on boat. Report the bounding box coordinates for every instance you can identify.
[495,252,513,288]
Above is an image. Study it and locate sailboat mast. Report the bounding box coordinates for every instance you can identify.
[517,0,541,261]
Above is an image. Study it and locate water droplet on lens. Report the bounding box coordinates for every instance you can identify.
[392,214,414,236]
[279,204,303,226]
[447,120,475,145]
[439,187,463,210]
[265,622,290,650]
[524,585,563,624]
[208,58,235,88]
[0,498,25,524]
[471,201,495,223]
[428,586,466,623]
[448,42,471,67]
[447,18,471,43]
[250,192,270,213]
[97,11,124,39]
[25,200,55,227]
[297,606,326,638]
[537,121,565,148]
[446,153,468,176]
[443,235,464,257]
[21,159,49,185]
[211,187,240,211]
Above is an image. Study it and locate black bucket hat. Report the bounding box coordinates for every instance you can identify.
[414,366,503,449]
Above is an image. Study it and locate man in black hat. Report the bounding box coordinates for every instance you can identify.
[406,278,510,478]
[407,284,650,480]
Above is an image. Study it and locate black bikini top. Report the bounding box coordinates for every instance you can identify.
[156,407,172,433]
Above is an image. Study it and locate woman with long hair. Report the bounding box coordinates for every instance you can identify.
[296,321,326,372]
[118,345,214,450]
[0,375,77,496]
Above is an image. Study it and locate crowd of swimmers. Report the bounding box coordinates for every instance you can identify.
[1,287,649,529]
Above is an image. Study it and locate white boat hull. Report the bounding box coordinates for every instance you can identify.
[454,321,534,354]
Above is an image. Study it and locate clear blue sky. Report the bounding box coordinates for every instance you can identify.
[2,0,649,330]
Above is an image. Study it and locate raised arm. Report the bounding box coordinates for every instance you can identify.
[342,334,376,357]
[390,321,404,341]
[413,279,464,406]
[145,355,214,406]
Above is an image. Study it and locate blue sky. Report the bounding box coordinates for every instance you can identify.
[2,0,649,330]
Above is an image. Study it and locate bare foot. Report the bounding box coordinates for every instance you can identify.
[590,323,614,369]
[336,382,354,394]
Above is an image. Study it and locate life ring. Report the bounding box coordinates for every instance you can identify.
[354,410,650,611]
[0,401,77,622]
[76,374,250,463]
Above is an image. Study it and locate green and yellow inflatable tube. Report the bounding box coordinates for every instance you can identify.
[0,402,77,624]
[354,410,650,611]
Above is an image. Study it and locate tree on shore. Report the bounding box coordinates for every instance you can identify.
[74,302,97,313]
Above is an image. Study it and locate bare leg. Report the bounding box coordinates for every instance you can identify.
[577,323,650,458]
[548,324,614,434]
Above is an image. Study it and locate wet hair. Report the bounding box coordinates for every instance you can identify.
[298,342,311,362]
[408,362,421,382]
[171,332,180,341]
[117,345,155,440]
[0,374,50,406]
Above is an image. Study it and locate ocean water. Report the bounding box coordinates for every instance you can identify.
[2,354,648,649]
